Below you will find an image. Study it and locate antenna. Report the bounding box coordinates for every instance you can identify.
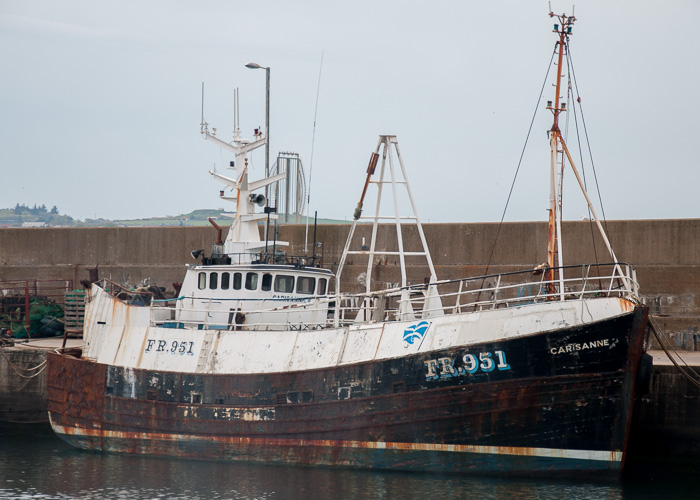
[233,88,241,143]
[304,50,325,253]
[200,82,205,128]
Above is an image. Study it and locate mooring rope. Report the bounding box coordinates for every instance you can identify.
[649,315,700,389]
[0,345,48,379]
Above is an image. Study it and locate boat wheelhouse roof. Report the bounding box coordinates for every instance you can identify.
[186,264,334,276]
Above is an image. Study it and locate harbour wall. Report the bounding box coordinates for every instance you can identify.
[0,346,47,423]
[1,220,699,458]
[1,219,698,349]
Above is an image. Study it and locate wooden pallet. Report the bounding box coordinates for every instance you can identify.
[64,290,85,337]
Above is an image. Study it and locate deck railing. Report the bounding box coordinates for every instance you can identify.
[95,279,158,306]
[92,262,639,332]
[332,262,638,326]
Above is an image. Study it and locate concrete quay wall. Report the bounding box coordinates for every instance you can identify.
[1,219,698,348]
[629,358,700,460]
[0,346,47,423]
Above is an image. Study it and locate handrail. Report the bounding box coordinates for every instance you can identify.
[95,279,156,305]
[195,251,326,268]
[119,262,640,332]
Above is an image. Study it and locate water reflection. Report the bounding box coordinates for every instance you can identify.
[0,425,695,500]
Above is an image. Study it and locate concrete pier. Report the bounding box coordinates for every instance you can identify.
[623,350,700,477]
[0,339,82,423]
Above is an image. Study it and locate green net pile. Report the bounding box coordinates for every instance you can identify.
[0,296,64,338]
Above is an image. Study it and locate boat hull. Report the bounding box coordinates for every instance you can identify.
[47,305,648,476]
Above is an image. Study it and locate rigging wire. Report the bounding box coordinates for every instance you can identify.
[481,45,557,277]
[561,53,570,223]
[565,48,698,387]
[567,48,602,273]
[566,45,612,245]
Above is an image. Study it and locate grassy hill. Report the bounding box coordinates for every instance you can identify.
[0,204,75,227]
[102,209,231,227]
[0,205,349,228]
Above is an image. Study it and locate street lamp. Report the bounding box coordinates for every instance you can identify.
[245,62,270,193]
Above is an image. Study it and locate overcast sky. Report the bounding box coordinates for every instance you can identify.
[1,0,698,223]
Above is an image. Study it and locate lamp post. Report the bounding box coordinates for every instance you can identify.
[245,62,270,191]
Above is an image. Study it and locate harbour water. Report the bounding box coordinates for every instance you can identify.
[1,425,697,500]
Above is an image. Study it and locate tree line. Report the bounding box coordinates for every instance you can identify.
[12,203,59,215]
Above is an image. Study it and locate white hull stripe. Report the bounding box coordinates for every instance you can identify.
[50,418,623,463]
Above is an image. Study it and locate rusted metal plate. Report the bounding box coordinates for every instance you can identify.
[47,307,648,476]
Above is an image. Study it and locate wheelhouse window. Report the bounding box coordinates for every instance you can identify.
[297,276,315,295]
[209,272,218,290]
[221,272,230,290]
[261,273,273,292]
[245,272,258,291]
[274,275,295,293]
[233,272,242,290]
[198,272,206,290]
[318,278,327,295]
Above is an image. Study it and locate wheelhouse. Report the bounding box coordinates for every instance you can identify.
[191,266,330,298]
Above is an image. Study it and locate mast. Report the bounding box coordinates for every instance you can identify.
[544,11,630,296]
[200,85,286,262]
[546,11,575,300]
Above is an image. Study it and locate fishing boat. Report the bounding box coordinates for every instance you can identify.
[47,11,649,476]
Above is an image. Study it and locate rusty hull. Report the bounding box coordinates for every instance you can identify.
[46,306,649,476]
